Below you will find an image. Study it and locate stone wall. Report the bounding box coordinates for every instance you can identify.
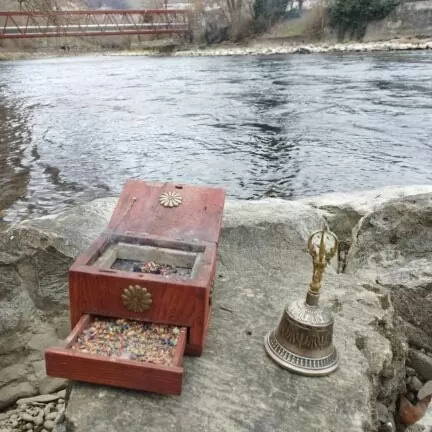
[364,0,432,41]
[261,0,432,46]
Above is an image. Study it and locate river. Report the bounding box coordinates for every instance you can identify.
[1,50,432,223]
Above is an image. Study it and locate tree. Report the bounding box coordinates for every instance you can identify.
[253,0,291,33]
[328,0,400,40]
[17,0,59,11]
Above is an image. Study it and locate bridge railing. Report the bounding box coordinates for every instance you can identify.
[0,9,192,39]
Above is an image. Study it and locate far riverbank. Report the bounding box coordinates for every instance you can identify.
[122,37,432,57]
[1,36,432,61]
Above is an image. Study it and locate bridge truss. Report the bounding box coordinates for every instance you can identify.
[0,9,191,39]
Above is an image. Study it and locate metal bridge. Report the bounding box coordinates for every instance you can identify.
[0,9,192,39]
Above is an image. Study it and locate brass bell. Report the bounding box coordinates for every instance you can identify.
[264,228,339,376]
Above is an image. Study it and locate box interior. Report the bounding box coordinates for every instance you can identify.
[91,239,204,279]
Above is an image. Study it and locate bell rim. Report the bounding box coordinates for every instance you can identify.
[264,330,339,377]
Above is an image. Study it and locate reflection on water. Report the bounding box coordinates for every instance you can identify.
[0,50,432,223]
[0,94,30,218]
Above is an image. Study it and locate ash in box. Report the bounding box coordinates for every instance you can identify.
[112,259,191,278]
[71,318,181,366]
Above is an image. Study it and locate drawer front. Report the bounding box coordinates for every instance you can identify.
[69,271,208,329]
[45,314,187,396]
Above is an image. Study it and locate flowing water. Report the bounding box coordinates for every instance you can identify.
[1,50,432,222]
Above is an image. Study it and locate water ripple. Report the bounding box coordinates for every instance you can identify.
[1,51,432,222]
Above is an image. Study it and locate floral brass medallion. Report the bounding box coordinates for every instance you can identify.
[159,191,183,208]
[121,285,152,312]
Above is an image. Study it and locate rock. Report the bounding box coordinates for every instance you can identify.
[406,367,417,377]
[397,319,432,352]
[0,364,29,389]
[408,350,432,381]
[16,394,62,405]
[377,401,391,423]
[56,390,66,399]
[20,413,34,423]
[43,403,53,416]
[0,382,36,410]
[293,47,311,54]
[405,425,426,432]
[418,381,432,401]
[405,392,416,403]
[43,420,54,431]
[378,419,395,432]
[407,376,424,393]
[376,260,432,340]
[45,412,57,421]
[0,198,115,408]
[347,193,432,276]
[33,415,44,426]
[38,378,68,396]
[55,409,65,423]
[346,193,432,354]
[171,39,432,58]
[3,187,430,424]
[298,186,432,242]
[44,197,401,432]
[222,197,324,241]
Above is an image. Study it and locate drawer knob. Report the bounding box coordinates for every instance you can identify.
[121,285,152,312]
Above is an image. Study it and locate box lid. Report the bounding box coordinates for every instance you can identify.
[107,180,226,244]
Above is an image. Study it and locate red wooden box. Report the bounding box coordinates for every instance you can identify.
[45,179,226,395]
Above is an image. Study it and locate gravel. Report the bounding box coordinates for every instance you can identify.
[0,390,66,432]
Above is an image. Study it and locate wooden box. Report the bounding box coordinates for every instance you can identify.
[45,180,225,395]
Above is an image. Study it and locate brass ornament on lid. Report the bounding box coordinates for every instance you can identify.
[121,285,152,312]
[159,191,183,208]
[264,228,340,376]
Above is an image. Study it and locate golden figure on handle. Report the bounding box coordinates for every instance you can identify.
[306,229,339,306]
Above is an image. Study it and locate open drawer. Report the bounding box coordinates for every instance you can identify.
[45,314,187,395]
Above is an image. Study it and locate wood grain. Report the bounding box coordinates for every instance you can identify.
[63,179,225,387]
[69,236,217,356]
[106,179,226,244]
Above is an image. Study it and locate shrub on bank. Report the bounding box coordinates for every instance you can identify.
[328,0,400,40]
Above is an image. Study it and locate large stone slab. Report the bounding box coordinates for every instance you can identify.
[299,185,432,243]
[346,193,432,278]
[62,200,400,432]
[346,193,432,342]
[300,186,432,219]
[1,195,329,411]
[0,198,116,409]
[344,192,432,429]
[3,186,427,429]
[377,260,432,342]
